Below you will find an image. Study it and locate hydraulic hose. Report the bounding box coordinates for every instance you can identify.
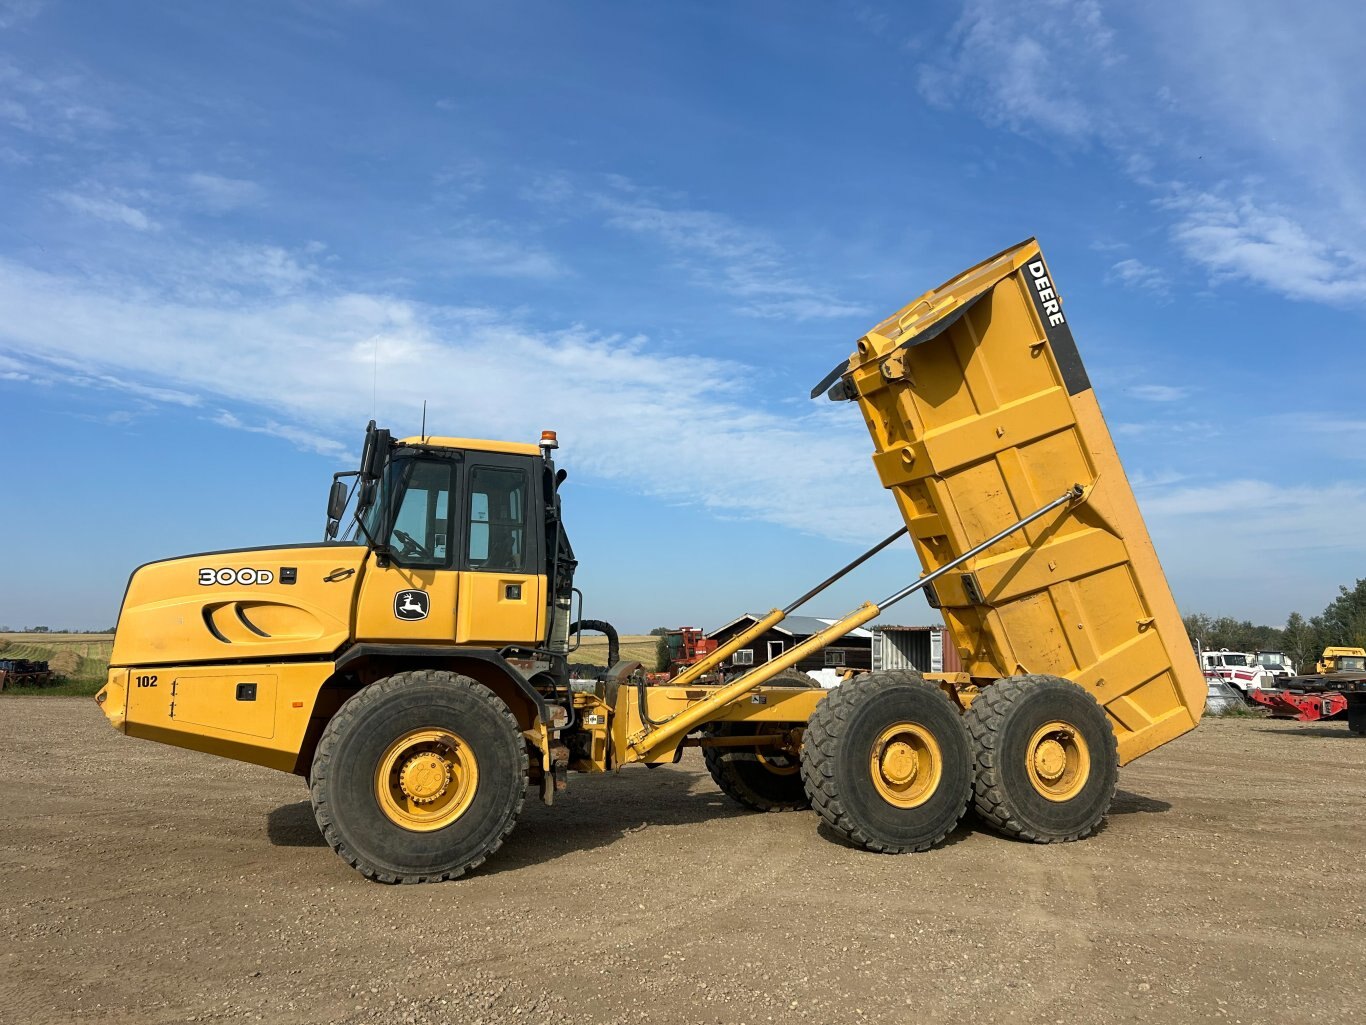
[569,619,619,668]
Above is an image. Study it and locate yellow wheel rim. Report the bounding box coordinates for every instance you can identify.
[755,743,800,777]
[375,727,479,832]
[1025,721,1090,802]
[869,721,942,809]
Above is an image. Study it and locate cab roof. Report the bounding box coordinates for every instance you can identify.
[398,436,541,456]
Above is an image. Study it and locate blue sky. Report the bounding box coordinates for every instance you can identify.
[2,0,1364,632]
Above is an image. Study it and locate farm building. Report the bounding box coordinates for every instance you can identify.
[706,614,874,674]
[703,618,964,684]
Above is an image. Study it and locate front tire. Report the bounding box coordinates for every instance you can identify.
[801,670,971,853]
[965,675,1118,843]
[310,670,526,883]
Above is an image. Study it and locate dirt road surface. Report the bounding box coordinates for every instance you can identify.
[2,699,1363,1025]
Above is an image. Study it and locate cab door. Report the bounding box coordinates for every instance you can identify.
[355,456,462,643]
[455,457,545,645]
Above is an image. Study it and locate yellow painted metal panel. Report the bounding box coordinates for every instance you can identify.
[111,545,368,667]
[354,553,461,643]
[839,239,1204,765]
[122,661,335,773]
[455,572,544,645]
[171,672,278,738]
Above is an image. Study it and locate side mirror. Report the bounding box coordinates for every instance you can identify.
[327,480,349,522]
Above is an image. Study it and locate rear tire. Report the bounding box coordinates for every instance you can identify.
[1347,696,1366,736]
[310,670,526,883]
[965,675,1117,843]
[704,669,816,812]
[800,669,971,853]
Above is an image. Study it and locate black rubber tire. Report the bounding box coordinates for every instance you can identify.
[309,670,526,883]
[704,669,817,812]
[1347,696,1366,736]
[965,674,1118,843]
[800,669,971,853]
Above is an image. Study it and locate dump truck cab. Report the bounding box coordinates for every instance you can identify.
[1317,647,1366,674]
[97,423,581,776]
[338,425,574,656]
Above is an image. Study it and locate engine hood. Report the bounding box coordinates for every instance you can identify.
[111,543,368,667]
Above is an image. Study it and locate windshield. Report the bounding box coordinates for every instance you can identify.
[1336,656,1366,672]
[1217,653,1250,667]
[356,455,453,567]
[1256,653,1285,667]
[358,456,404,542]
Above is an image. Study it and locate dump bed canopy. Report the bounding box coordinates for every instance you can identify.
[824,239,1204,764]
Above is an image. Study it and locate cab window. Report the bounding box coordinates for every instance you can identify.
[388,459,451,567]
[467,466,527,571]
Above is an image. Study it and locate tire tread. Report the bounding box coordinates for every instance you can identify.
[309,669,526,883]
[965,674,1117,844]
[800,670,968,854]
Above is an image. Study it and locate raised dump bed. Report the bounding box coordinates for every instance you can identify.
[817,237,1206,763]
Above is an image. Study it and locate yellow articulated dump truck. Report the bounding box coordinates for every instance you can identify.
[96,239,1205,882]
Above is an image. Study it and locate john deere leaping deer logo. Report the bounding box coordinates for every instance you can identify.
[393,590,430,622]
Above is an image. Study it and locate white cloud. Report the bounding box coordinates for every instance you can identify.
[1126,383,1188,402]
[0,256,894,543]
[0,0,43,29]
[1144,478,1366,553]
[0,57,116,137]
[54,190,157,231]
[918,0,1117,141]
[1163,190,1366,305]
[420,228,565,280]
[185,173,264,213]
[1106,258,1170,296]
[209,411,350,459]
[921,1,1366,309]
[591,179,864,320]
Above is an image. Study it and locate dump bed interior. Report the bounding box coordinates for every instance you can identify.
[829,238,1204,764]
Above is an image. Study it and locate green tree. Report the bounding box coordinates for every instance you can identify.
[1281,612,1318,674]
[1319,579,1366,647]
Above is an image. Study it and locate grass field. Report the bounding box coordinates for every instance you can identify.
[567,633,661,670]
[0,631,661,697]
[0,633,114,695]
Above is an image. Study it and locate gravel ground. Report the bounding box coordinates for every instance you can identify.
[2,699,1363,1025]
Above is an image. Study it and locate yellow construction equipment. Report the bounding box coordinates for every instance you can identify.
[1316,646,1366,674]
[96,238,1205,882]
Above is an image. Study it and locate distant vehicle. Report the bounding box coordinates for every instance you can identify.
[1199,649,1273,695]
[1317,646,1366,674]
[1253,650,1295,681]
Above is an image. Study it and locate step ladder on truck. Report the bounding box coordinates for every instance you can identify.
[95,239,1207,882]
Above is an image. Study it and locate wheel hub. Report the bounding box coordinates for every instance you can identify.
[399,753,452,803]
[1032,737,1067,782]
[880,741,920,785]
[375,727,480,832]
[869,722,942,809]
[1024,721,1091,803]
